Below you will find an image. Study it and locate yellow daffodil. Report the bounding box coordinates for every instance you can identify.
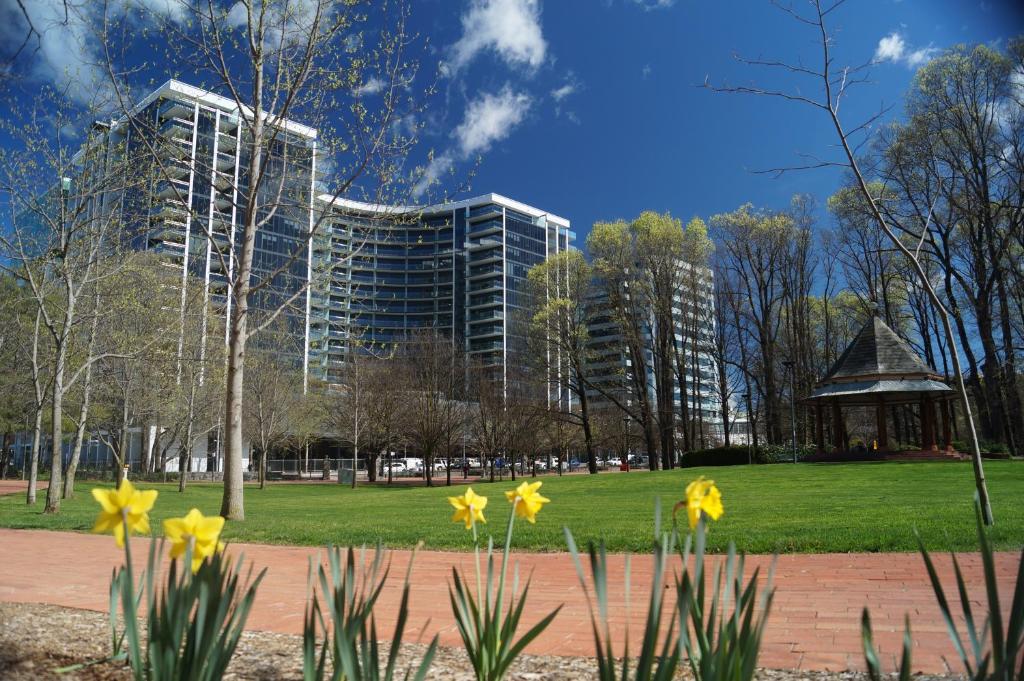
[679,476,724,529]
[504,481,550,524]
[91,479,158,547]
[449,487,488,530]
[163,508,226,574]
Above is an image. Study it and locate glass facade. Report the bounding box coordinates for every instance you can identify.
[309,195,573,391]
[584,269,721,421]
[101,81,315,364]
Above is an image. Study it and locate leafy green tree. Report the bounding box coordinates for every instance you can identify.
[525,250,599,473]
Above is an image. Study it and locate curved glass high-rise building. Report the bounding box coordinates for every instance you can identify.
[308,194,574,388]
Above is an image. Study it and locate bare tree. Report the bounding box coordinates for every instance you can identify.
[244,328,307,489]
[708,0,995,522]
[92,0,437,519]
[0,88,148,513]
[397,331,464,487]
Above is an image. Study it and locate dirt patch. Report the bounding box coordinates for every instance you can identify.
[0,602,964,681]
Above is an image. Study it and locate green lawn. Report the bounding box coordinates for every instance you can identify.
[2,461,1022,554]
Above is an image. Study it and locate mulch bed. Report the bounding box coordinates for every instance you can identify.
[0,602,961,681]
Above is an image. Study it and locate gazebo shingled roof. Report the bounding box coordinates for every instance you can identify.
[807,316,953,404]
[803,315,957,456]
[826,316,934,378]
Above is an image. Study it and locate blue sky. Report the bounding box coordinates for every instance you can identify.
[408,0,1023,246]
[2,0,1021,248]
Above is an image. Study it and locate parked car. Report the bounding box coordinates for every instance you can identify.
[606,456,622,467]
[383,461,407,475]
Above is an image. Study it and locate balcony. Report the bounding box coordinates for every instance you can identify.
[158,99,193,121]
[215,151,235,171]
[468,279,501,294]
[468,339,504,353]
[469,264,503,280]
[213,193,232,211]
[467,238,501,252]
[160,118,192,140]
[468,293,502,309]
[467,204,502,223]
[468,323,503,338]
[467,218,502,240]
[162,159,190,180]
[149,201,188,221]
[213,171,232,191]
[219,113,239,132]
[154,179,188,201]
[156,138,191,162]
[469,308,503,322]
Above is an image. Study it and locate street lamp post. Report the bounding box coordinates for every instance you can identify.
[622,415,630,472]
[783,360,797,464]
[743,392,751,465]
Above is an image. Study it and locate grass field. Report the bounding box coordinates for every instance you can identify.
[1,461,1022,553]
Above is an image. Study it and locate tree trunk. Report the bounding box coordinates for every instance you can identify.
[258,447,266,490]
[179,418,194,492]
[44,354,66,514]
[219,63,265,522]
[579,387,598,474]
[0,431,10,479]
[27,406,42,505]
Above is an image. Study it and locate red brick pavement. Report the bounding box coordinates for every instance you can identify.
[0,528,1018,673]
[0,480,44,496]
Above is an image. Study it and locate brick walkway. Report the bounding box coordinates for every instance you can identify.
[0,528,1017,673]
[0,480,44,496]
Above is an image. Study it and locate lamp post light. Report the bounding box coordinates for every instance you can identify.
[783,360,797,464]
[622,415,630,472]
[742,392,752,465]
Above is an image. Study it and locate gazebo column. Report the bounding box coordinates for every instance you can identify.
[815,400,825,455]
[875,400,888,451]
[920,396,936,452]
[831,402,843,453]
[941,399,953,452]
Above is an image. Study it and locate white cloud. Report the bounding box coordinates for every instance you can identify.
[0,0,184,104]
[550,72,581,121]
[874,32,906,62]
[450,0,546,72]
[874,31,939,69]
[413,85,532,198]
[641,64,652,79]
[455,85,532,156]
[226,1,248,28]
[412,152,454,199]
[551,83,576,102]
[355,77,386,96]
[905,46,940,67]
[631,0,677,9]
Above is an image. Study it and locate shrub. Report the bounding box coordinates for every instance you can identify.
[679,444,818,467]
[681,446,757,467]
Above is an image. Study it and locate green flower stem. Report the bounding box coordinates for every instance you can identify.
[495,497,518,635]
[121,508,134,584]
[471,514,483,607]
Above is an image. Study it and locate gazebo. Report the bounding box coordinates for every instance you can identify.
[805,315,959,458]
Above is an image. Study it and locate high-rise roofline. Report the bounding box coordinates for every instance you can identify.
[316,192,570,229]
[111,79,317,139]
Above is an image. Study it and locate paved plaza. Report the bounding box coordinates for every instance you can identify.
[0,527,1017,673]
